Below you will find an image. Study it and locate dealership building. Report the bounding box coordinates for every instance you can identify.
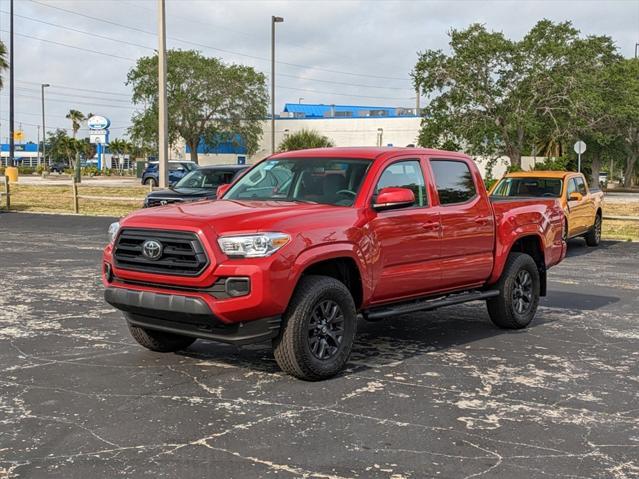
[183,103,422,163]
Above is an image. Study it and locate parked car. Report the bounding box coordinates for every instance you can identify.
[140,161,196,187]
[598,172,608,190]
[103,147,566,380]
[144,164,248,207]
[49,162,67,173]
[491,171,604,246]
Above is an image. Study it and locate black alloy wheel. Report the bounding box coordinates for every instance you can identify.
[308,299,344,360]
[512,270,533,314]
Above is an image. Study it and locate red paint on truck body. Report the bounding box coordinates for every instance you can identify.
[103,147,566,325]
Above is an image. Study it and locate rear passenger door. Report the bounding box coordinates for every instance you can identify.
[367,158,442,303]
[428,158,494,290]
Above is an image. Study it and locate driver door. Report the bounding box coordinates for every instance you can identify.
[366,158,442,304]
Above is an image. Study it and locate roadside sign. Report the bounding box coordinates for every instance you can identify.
[90,133,107,144]
[574,140,586,173]
[87,115,111,130]
[13,130,24,141]
[573,141,586,155]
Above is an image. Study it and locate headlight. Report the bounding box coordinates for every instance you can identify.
[218,233,290,258]
[107,221,120,244]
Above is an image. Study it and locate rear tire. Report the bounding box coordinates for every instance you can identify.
[487,253,540,329]
[585,213,602,247]
[273,275,357,381]
[128,323,196,352]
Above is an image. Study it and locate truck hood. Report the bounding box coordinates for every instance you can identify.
[122,199,348,234]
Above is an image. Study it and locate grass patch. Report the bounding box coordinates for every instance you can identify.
[4,184,147,217]
[602,219,639,241]
[605,202,639,217]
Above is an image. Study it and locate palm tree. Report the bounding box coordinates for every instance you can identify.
[0,41,8,89]
[278,129,334,152]
[66,109,85,139]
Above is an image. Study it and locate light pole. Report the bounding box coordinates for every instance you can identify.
[298,97,304,104]
[41,83,49,167]
[635,43,638,58]
[8,0,15,169]
[271,15,284,154]
[157,0,169,188]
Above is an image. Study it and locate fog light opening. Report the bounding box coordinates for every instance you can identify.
[225,277,250,297]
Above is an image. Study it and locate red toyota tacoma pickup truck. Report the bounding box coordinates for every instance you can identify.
[103,148,566,380]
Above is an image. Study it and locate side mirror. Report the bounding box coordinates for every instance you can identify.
[373,187,415,211]
[568,192,583,202]
[217,183,231,198]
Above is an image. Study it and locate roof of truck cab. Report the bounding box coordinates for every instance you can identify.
[270,147,469,160]
[503,170,579,179]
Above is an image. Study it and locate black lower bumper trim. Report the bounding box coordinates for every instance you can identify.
[105,286,213,324]
[105,286,281,345]
[125,313,281,345]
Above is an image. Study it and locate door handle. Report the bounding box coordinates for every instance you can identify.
[422,221,439,230]
[473,216,490,225]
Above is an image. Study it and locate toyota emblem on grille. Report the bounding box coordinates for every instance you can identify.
[141,240,163,260]
[160,200,168,205]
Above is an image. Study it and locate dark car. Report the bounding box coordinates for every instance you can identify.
[49,162,67,173]
[141,161,197,187]
[143,164,248,207]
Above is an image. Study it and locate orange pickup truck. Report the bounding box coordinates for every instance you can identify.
[491,171,604,246]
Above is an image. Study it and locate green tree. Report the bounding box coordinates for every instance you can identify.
[278,129,334,152]
[65,110,85,139]
[127,49,268,163]
[0,41,7,89]
[412,20,619,170]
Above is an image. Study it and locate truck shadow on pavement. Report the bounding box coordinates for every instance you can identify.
[175,303,555,377]
[565,239,618,257]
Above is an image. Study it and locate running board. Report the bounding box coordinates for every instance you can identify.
[363,290,500,321]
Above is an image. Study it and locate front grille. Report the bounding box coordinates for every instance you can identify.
[114,228,209,276]
[146,197,183,208]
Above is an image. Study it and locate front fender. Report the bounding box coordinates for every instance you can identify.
[287,242,372,304]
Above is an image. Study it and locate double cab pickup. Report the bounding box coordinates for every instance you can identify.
[103,148,566,380]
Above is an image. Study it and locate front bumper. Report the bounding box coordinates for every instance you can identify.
[105,287,281,345]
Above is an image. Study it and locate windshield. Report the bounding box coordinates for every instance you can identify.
[225,158,371,206]
[492,177,563,198]
[175,169,238,189]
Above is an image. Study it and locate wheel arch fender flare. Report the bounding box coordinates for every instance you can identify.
[489,227,547,287]
[288,243,370,308]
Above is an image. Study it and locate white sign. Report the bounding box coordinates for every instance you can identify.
[90,133,107,144]
[573,140,587,155]
[87,115,111,130]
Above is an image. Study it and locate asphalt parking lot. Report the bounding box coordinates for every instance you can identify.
[1,213,638,479]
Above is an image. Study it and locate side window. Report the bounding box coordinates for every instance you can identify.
[574,177,587,195]
[567,178,577,196]
[375,160,427,207]
[430,159,477,205]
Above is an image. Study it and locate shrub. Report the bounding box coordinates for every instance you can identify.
[278,129,334,152]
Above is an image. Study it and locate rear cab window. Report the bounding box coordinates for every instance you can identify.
[430,159,477,205]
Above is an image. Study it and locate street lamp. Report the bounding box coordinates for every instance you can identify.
[41,83,50,167]
[298,97,304,104]
[271,15,284,154]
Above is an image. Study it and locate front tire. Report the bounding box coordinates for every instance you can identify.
[144,178,158,187]
[487,253,540,329]
[128,323,196,352]
[585,213,602,247]
[273,275,357,381]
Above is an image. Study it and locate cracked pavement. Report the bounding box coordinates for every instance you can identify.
[1,213,638,478]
